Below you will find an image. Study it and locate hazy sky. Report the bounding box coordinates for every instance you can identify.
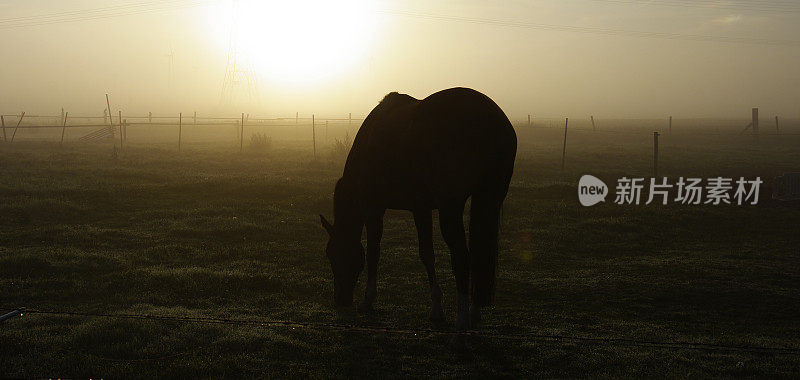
[1,0,799,119]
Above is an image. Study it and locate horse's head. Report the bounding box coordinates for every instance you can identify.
[320,214,364,307]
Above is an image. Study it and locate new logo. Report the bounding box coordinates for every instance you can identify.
[578,175,608,206]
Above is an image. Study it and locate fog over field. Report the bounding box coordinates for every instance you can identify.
[1,0,799,118]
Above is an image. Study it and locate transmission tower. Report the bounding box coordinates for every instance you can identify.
[220,0,260,106]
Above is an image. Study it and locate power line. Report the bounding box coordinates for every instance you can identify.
[379,9,800,46]
[0,1,173,24]
[0,0,212,30]
[581,0,800,13]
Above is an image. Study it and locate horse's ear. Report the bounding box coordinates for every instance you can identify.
[319,214,333,236]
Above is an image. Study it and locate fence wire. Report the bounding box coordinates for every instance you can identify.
[3,308,799,356]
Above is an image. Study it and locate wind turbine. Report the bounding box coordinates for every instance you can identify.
[165,45,174,89]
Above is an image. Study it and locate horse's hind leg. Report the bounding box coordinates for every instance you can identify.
[413,210,444,323]
[439,202,470,331]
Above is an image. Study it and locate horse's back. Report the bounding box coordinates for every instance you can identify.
[415,88,516,200]
[352,87,516,209]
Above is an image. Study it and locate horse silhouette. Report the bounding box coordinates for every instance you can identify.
[320,87,517,331]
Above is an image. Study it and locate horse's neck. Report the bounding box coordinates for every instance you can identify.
[333,178,364,237]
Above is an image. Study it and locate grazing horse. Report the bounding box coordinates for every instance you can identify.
[320,87,516,330]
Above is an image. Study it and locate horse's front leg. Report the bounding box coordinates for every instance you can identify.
[358,209,384,312]
[413,209,444,322]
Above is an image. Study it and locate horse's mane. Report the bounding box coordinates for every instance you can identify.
[380,91,401,103]
[376,91,416,112]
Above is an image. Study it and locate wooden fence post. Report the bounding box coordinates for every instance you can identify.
[60,112,68,146]
[528,114,531,127]
[775,116,780,135]
[312,114,316,160]
[752,107,759,140]
[10,112,24,143]
[105,94,113,137]
[178,112,182,152]
[591,115,595,131]
[654,131,659,178]
[561,117,568,171]
[1,115,6,142]
[669,116,672,134]
[148,112,152,124]
[240,112,245,153]
[118,111,123,148]
[194,111,197,126]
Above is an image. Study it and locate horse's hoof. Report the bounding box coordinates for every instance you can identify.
[428,305,445,322]
[357,301,374,314]
[469,307,481,327]
[449,334,468,353]
[455,315,470,332]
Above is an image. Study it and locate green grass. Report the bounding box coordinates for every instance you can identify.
[1,124,800,377]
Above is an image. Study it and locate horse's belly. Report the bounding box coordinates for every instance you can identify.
[370,176,438,211]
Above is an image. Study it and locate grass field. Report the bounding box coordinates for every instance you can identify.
[1,121,799,377]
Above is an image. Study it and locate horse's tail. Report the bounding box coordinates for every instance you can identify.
[470,125,516,307]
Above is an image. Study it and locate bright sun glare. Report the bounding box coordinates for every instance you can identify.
[205,0,380,87]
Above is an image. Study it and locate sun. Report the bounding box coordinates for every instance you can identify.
[204,0,380,87]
